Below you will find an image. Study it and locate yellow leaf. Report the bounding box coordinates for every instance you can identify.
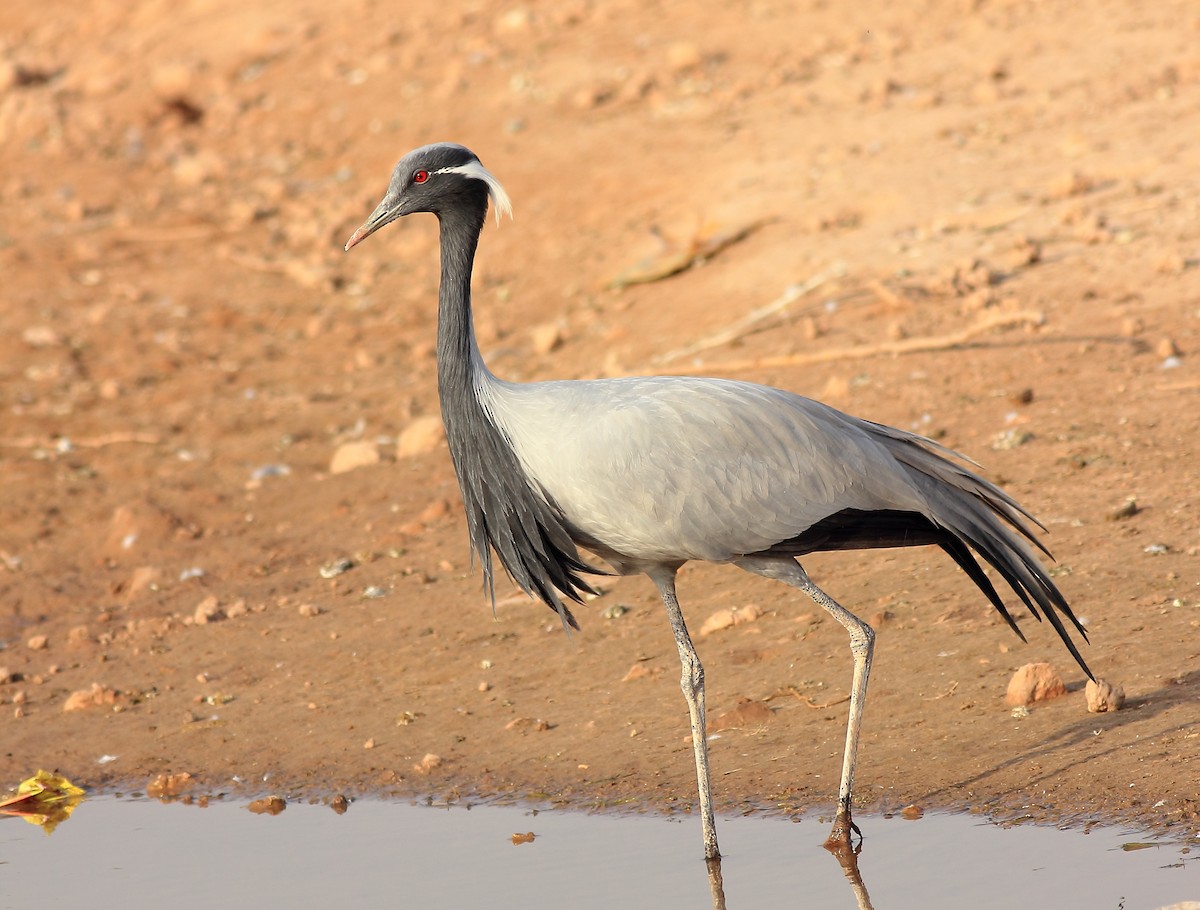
[0,770,86,834]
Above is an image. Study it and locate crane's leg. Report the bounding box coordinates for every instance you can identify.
[649,567,721,861]
[735,556,875,851]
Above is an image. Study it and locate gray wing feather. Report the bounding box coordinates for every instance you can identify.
[485,375,1090,677]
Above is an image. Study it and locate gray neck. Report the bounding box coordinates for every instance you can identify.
[430,201,598,629]
[435,205,489,394]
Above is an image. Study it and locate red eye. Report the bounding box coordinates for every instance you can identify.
[413,170,429,184]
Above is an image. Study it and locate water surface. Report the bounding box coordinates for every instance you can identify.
[2,797,1195,909]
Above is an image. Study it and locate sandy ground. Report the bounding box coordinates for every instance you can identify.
[1,0,1198,842]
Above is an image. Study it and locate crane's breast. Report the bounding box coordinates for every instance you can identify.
[480,376,925,564]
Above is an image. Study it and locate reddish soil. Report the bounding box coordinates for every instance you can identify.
[2,0,1197,841]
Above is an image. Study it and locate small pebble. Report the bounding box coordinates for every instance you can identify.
[666,41,703,72]
[247,796,287,815]
[1107,498,1140,521]
[413,753,442,773]
[1004,662,1067,706]
[397,415,445,458]
[319,557,356,579]
[699,603,764,636]
[1155,337,1182,358]
[1086,678,1126,713]
[329,441,380,475]
[622,663,653,682]
[530,322,564,354]
[193,595,224,625]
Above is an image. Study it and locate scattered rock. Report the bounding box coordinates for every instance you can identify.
[298,603,322,617]
[103,501,180,560]
[172,149,225,187]
[870,608,895,627]
[1046,170,1095,200]
[900,804,924,820]
[26,635,48,651]
[710,697,772,731]
[1156,251,1187,275]
[0,60,19,93]
[666,41,703,72]
[147,771,194,798]
[244,465,289,487]
[1155,336,1182,359]
[1004,662,1067,706]
[991,428,1034,450]
[418,499,449,524]
[331,795,350,814]
[329,440,379,474]
[511,831,536,845]
[621,662,655,682]
[21,325,60,348]
[319,556,356,578]
[495,7,533,34]
[1085,678,1126,713]
[397,415,445,458]
[530,321,565,354]
[1107,498,1140,521]
[699,603,764,636]
[1007,236,1042,269]
[63,683,120,712]
[413,753,443,773]
[505,717,551,733]
[193,595,224,625]
[247,795,287,815]
[150,62,195,100]
[1120,315,1144,337]
[124,565,163,600]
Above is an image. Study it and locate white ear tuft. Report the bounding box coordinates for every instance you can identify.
[434,159,513,225]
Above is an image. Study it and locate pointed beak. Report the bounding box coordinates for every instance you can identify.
[344,194,399,251]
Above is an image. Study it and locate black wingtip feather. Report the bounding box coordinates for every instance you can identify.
[938,539,1027,643]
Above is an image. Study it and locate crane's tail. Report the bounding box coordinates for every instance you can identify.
[764,424,1093,680]
[877,427,1094,681]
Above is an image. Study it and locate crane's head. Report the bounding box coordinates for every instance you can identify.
[344,143,512,251]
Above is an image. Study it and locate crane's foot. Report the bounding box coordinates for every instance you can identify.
[823,805,863,857]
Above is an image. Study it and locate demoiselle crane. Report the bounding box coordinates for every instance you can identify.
[345,142,1093,861]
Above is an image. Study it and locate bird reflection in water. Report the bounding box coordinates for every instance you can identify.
[704,837,874,910]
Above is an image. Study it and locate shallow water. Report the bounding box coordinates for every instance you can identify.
[2,796,1196,910]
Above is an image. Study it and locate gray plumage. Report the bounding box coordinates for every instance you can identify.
[346,142,1092,861]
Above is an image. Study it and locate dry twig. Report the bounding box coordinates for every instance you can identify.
[656,308,1045,376]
